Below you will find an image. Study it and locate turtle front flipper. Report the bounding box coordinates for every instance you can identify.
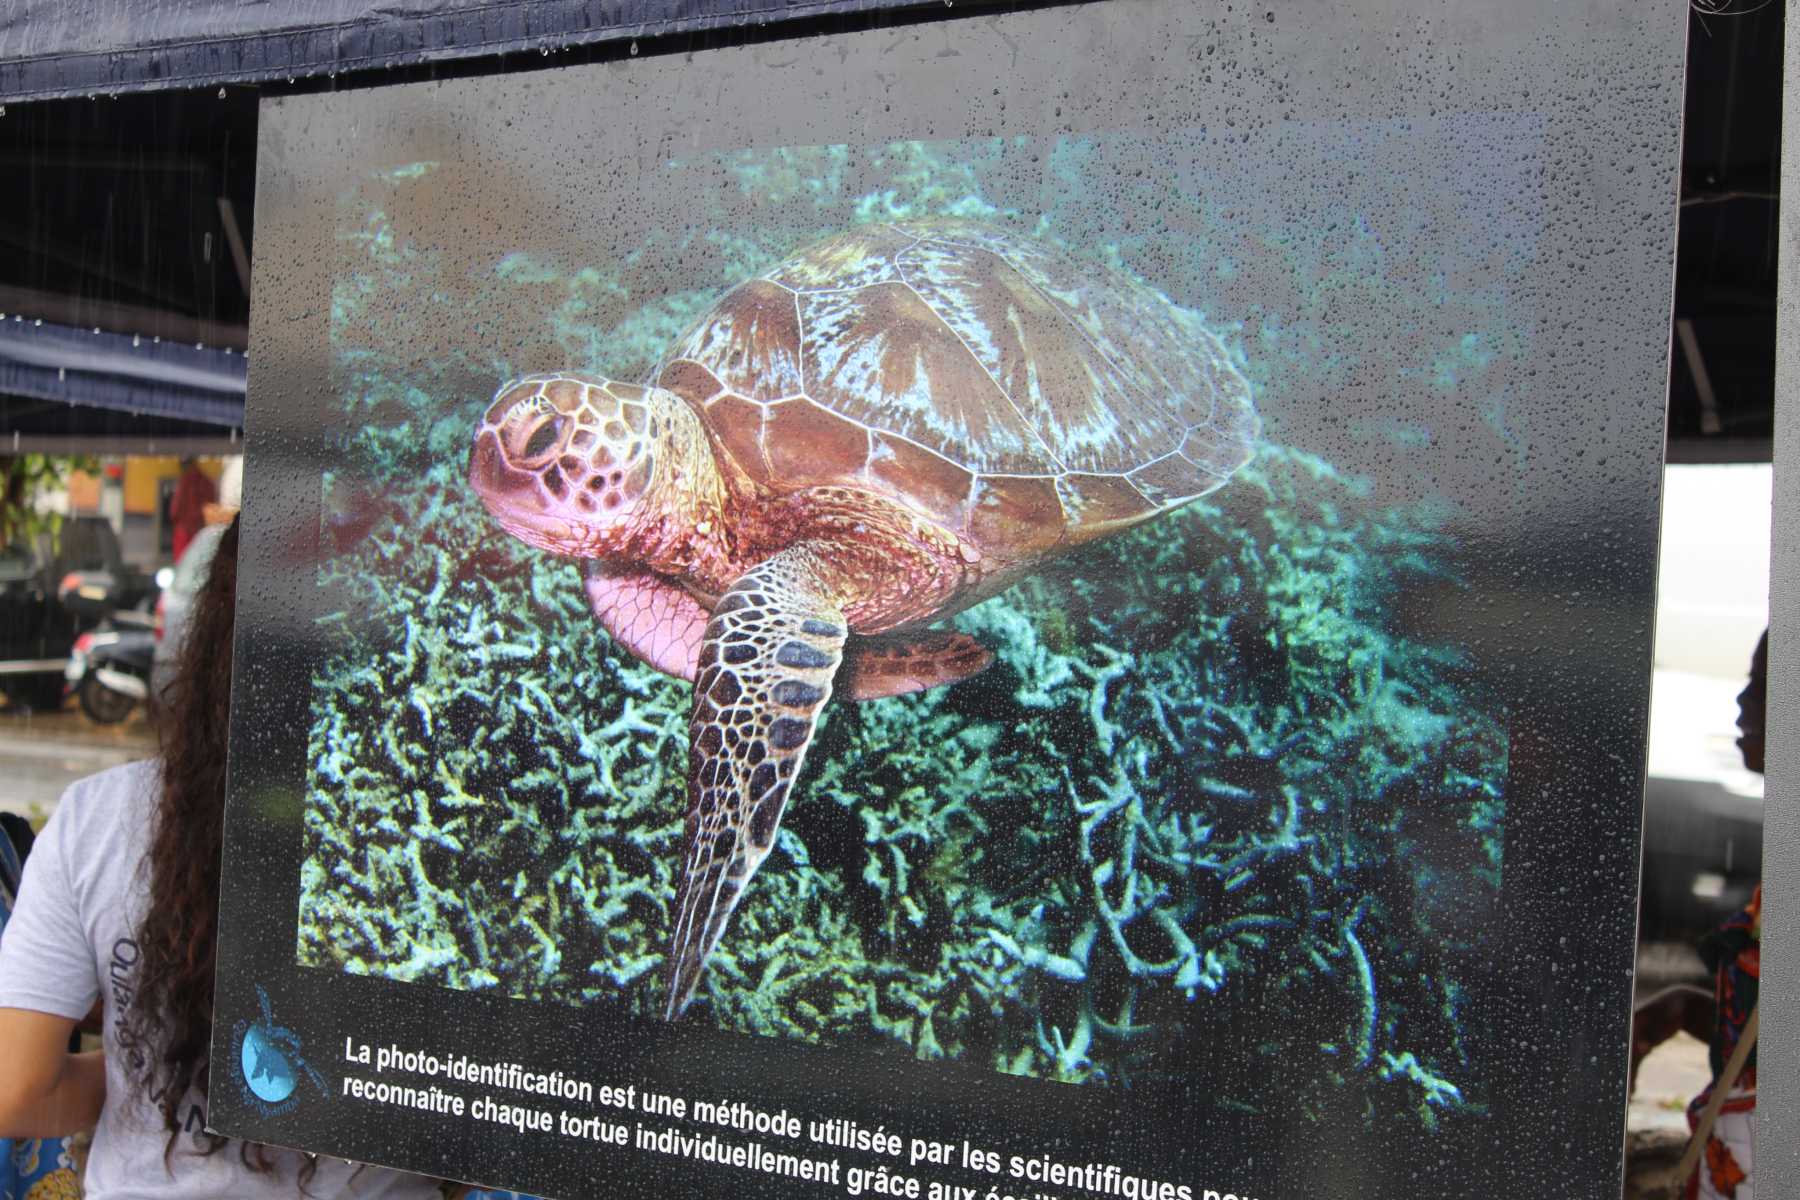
[583,559,709,681]
[666,545,846,1019]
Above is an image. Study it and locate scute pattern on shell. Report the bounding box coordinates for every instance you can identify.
[658,219,1259,544]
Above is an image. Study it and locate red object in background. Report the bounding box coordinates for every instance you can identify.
[169,463,217,561]
[103,463,123,480]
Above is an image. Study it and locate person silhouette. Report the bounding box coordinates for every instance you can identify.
[0,517,444,1198]
[1734,631,1766,774]
[1683,629,1766,1200]
[168,458,217,561]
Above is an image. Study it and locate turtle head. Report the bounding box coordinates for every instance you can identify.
[469,373,668,557]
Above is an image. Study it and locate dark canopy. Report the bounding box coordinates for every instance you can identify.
[0,315,244,452]
[0,0,925,103]
[0,0,1783,459]
[0,0,944,448]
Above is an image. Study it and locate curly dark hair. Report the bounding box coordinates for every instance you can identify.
[113,515,295,1177]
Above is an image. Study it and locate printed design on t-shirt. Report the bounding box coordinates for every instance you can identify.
[231,984,328,1117]
[107,936,137,1010]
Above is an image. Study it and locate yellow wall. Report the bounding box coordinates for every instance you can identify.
[66,459,221,516]
[123,458,221,516]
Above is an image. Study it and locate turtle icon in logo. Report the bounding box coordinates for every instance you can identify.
[241,1023,297,1104]
[231,985,327,1116]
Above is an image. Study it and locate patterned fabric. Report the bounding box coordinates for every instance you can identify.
[3,1140,81,1200]
[1686,885,1760,1200]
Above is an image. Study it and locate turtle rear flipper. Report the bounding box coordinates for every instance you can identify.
[842,630,993,700]
[667,546,846,1019]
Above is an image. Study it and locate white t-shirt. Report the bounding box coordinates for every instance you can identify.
[0,761,442,1200]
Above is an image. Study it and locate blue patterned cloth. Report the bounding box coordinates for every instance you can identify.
[2,1138,81,1200]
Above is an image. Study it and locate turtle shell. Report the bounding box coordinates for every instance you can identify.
[654,220,1258,558]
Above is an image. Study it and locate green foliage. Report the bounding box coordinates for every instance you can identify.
[0,456,96,545]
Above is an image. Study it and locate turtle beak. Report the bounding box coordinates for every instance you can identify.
[468,427,538,507]
[469,426,565,547]
[469,377,579,523]
[470,374,658,555]
[468,429,582,555]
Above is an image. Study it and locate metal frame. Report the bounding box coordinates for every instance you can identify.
[3,434,241,455]
[1760,6,1798,1189]
[0,0,1781,1190]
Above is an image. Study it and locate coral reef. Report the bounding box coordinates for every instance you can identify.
[298,137,1507,1130]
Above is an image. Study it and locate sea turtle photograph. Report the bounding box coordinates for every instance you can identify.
[466,221,1261,1016]
[298,132,1506,1125]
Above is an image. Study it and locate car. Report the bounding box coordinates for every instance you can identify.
[0,516,150,711]
[149,520,229,709]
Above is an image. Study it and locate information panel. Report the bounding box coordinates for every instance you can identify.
[212,1,1686,1195]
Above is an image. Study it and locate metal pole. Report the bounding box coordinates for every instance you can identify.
[1758,1,1800,1189]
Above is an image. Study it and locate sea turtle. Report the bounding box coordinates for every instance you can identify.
[468,220,1259,1019]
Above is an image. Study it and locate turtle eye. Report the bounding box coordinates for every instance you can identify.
[524,421,561,459]
[505,412,566,465]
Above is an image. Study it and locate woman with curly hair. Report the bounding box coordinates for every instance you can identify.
[0,516,441,1197]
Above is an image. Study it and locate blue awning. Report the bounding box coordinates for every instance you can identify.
[0,315,245,428]
[0,0,932,104]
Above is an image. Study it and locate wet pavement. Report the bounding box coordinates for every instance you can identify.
[0,699,156,826]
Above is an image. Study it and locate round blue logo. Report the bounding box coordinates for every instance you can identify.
[240,1024,298,1104]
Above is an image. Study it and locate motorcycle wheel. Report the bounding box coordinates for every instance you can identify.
[78,674,138,724]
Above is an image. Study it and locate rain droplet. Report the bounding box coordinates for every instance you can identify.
[629,40,639,55]
[218,87,226,99]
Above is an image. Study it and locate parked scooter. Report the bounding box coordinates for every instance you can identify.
[64,620,156,723]
[56,569,158,724]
